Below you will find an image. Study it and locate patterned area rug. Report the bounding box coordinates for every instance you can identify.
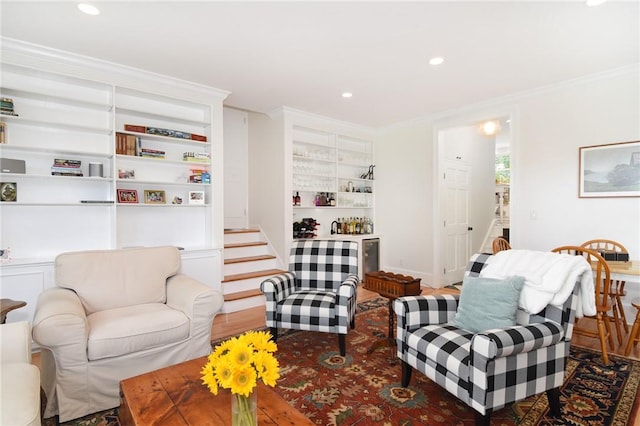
[46,297,640,425]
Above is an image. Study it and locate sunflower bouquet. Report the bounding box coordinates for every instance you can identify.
[201,330,280,426]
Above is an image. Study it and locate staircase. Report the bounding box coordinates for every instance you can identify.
[222,228,286,314]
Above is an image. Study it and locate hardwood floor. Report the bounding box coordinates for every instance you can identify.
[212,285,640,361]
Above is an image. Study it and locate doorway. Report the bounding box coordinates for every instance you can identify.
[435,115,512,287]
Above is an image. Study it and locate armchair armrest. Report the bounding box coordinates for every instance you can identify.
[471,321,565,359]
[338,274,359,300]
[32,287,88,350]
[0,321,32,364]
[394,294,460,329]
[166,274,223,320]
[260,272,296,302]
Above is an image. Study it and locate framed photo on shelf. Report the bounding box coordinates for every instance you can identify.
[117,189,138,204]
[118,169,135,179]
[579,140,640,198]
[144,189,166,204]
[0,182,17,202]
[189,191,204,205]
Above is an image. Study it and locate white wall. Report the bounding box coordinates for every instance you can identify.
[247,112,287,258]
[375,66,639,287]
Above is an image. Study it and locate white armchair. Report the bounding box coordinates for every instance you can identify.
[0,321,41,426]
[32,246,223,422]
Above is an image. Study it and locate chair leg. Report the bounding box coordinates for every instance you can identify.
[269,327,278,342]
[401,361,412,387]
[546,387,562,417]
[610,298,624,345]
[596,314,610,365]
[474,411,491,426]
[615,292,629,333]
[624,309,640,356]
[350,316,356,329]
[338,334,346,356]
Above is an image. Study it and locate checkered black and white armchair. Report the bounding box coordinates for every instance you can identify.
[260,239,359,356]
[394,253,580,426]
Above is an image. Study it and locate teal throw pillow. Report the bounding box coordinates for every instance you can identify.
[450,275,525,333]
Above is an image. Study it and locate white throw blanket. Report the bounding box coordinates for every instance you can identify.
[479,249,596,317]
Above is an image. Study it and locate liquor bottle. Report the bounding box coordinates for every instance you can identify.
[336,218,342,234]
[294,192,300,206]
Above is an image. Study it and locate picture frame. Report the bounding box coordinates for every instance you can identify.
[144,189,166,204]
[0,182,17,202]
[579,141,640,198]
[117,189,138,204]
[118,169,135,179]
[189,190,205,205]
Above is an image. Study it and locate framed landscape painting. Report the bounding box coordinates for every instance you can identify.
[579,141,640,198]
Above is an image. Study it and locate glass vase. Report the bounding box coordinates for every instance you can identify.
[231,391,257,426]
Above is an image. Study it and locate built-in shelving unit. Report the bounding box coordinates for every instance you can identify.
[0,40,229,324]
[288,119,375,240]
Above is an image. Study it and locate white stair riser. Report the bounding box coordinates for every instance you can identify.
[221,295,266,314]
[222,276,266,295]
[223,244,270,259]
[224,231,262,245]
[224,258,277,276]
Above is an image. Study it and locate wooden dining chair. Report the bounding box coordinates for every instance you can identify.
[552,246,613,364]
[580,239,629,345]
[492,236,511,253]
[492,237,511,254]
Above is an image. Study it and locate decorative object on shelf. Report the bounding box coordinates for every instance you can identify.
[334,216,373,235]
[124,124,207,142]
[0,182,17,202]
[117,189,138,204]
[0,247,11,264]
[293,217,319,239]
[172,196,183,205]
[0,98,18,116]
[293,191,300,206]
[579,140,640,198]
[360,165,375,180]
[51,158,83,177]
[144,190,166,204]
[201,330,279,426]
[189,191,204,205]
[0,158,25,174]
[0,121,5,144]
[118,169,135,179]
[88,162,104,178]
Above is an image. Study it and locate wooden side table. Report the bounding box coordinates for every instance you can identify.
[363,271,421,354]
[0,298,27,323]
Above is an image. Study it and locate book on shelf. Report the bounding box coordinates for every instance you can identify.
[116,132,142,156]
[53,159,81,168]
[183,151,210,163]
[124,123,207,142]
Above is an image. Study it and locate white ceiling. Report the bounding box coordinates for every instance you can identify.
[1,1,638,128]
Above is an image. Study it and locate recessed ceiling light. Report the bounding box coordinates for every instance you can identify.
[78,3,100,15]
[429,57,444,66]
[342,92,353,98]
[586,0,607,6]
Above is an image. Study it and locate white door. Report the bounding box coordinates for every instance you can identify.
[223,108,248,230]
[441,159,471,285]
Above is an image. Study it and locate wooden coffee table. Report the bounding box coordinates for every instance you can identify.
[119,356,312,426]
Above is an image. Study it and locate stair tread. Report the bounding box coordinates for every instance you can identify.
[223,269,287,283]
[225,254,276,264]
[224,288,264,302]
[224,228,260,234]
[224,241,268,249]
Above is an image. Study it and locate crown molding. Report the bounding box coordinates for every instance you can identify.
[381,63,639,132]
[0,37,230,102]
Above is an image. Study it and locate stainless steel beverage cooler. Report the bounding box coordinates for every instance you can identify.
[362,238,380,276]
